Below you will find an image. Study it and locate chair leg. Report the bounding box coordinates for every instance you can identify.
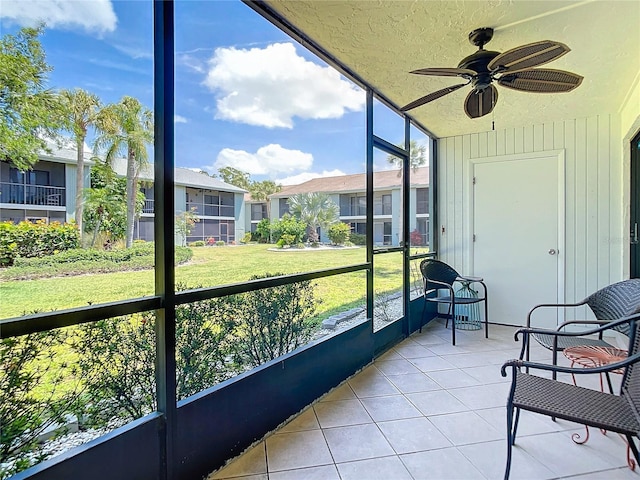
[505,403,519,480]
[604,372,615,394]
[419,300,427,333]
[484,297,489,339]
[626,435,640,470]
[451,302,456,346]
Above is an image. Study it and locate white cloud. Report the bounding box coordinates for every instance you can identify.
[277,169,346,186]
[203,42,364,128]
[1,0,117,34]
[175,115,187,124]
[215,144,313,176]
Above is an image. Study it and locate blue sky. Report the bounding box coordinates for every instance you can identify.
[2,0,421,184]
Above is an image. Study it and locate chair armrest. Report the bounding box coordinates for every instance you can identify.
[456,275,483,283]
[555,319,608,332]
[527,300,589,327]
[501,350,640,378]
[517,315,635,341]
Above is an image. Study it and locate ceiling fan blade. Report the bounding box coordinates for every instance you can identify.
[488,41,570,73]
[498,69,583,93]
[464,85,498,119]
[401,83,467,111]
[410,67,476,78]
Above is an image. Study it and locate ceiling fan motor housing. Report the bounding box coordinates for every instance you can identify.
[458,49,499,90]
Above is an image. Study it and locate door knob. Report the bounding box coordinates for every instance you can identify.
[548,249,557,255]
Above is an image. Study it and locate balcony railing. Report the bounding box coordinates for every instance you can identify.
[142,199,154,213]
[186,202,234,218]
[0,182,66,207]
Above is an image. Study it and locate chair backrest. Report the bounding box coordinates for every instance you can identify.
[620,315,640,415]
[585,279,640,337]
[420,259,459,291]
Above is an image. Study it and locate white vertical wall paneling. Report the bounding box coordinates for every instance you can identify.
[478,131,488,158]
[586,116,599,296]
[533,124,551,152]
[487,130,497,157]
[462,134,472,272]
[437,114,624,321]
[514,127,524,154]
[574,117,588,304]
[544,123,555,152]
[598,115,611,287]
[454,135,465,268]
[470,133,479,160]
[564,120,577,321]
[505,128,515,155]
[524,124,535,152]
[443,136,456,264]
[610,114,623,281]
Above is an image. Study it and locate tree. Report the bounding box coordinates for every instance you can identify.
[83,160,137,247]
[0,25,64,170]
[249,179,281,220]
[60,89,102,240]
[94,96,153,248]
[217,166,250,190]
[288,192,339,244]
[386,140,427,177]
[175,208,200,247]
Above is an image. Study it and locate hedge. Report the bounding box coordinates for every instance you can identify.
[0,220,80,266]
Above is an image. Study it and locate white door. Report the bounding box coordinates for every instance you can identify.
[473,154,564,328]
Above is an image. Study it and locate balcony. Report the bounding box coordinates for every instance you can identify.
[0,183,66,207]
[210,321,631,479]
[142,198,154,214]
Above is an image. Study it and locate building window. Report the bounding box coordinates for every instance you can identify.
[279,198,289,217]
[382,194,392,215]
[416,218,430,246]
[348,221,366,235]
[416,188,429,215]
[383,222,392,245]
[251,203,267,221]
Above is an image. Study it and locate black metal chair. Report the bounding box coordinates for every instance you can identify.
[419,259,488,345]
[501,313,640,479]
[525,279,640,387]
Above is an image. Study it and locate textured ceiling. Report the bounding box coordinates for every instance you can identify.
[265,0,640,138]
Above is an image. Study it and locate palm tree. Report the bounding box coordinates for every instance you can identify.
[288,192,339,244]
[60,89,101,240]
[94,96,153,248]
[386,139,427,177]
[249,180,281,220]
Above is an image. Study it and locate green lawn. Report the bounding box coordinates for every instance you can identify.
[0,245,405,320]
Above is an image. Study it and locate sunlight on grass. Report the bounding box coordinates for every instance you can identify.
[0,244,405,320]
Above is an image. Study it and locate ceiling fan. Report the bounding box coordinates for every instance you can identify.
[401,27,583,119]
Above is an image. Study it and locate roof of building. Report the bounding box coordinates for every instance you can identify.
[109,158,246,193]
[271,167,429,198]
[38,138,94,164]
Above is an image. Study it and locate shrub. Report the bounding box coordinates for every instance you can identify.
[279,234,296,246]
[206,237,216,246]
[215,240,225,247]
[241,232,252,244]
[296,243,305,249]
[328,222,351,245]
[350,232,366,245]
[410,228,423,246]
[231,273,318,367]
[0,220,79,266]
[255,219,271,243]
[189,241,205,247]
[1,330,83,475]
[270,214,306,244]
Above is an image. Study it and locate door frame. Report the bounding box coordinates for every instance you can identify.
[466,150,566,323]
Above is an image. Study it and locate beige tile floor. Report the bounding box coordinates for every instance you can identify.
[208,320,639,480]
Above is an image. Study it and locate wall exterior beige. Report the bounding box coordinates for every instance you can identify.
[437,114,624,321]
